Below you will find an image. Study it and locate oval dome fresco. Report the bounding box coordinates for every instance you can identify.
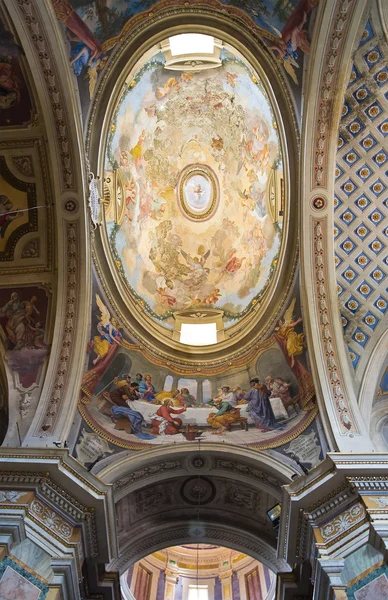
[103,42,287,335]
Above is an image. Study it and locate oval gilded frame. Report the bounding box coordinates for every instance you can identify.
[177,164,219,221]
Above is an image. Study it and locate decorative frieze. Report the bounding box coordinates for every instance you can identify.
[39,223,77,433]
[318,502,365,543]
[313,220,357,433]
[16,0,73,188]
[314,0,354,186]
[30,498,73,539]
[114,460,182,494]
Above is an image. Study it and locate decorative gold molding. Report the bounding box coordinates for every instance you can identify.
[313,0,355,187]
[37,223,78,434]
[313,219,358,433]
[16,0,74,189]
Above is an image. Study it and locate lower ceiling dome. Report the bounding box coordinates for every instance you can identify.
[103,42,286,340]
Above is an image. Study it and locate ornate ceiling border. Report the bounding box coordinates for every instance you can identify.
[15,0,74,190]
[300,0,374,450]
[36,222,78,435]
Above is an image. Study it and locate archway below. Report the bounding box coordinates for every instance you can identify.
[122,543,276,600]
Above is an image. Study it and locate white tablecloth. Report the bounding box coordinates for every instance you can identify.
[132,401,252,426]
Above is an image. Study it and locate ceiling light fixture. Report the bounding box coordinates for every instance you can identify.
[170,34,214,56]
[180,323,217,346]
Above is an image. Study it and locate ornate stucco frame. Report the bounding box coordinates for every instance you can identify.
[86,6,300,369]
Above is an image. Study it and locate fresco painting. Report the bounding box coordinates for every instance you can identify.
[0,287,50,388]
[0,16,33,127]
[78,285,318,451]
[105,50,284,327]
[53,0,318,114]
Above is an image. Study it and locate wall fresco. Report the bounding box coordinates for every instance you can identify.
[0,286,50,388]
[0,14,33,127]
[52,0,318,119]
[77,275,318,452]
[105,49,284,328]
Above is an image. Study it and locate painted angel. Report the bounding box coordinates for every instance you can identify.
[180,249,210,287]
[275,298,305,367]
[91,294,122,365]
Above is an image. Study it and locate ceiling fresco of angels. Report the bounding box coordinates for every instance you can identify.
[105,47,284,327]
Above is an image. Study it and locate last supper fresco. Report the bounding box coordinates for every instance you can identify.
[77,276,320,454]
[104,46,284,328]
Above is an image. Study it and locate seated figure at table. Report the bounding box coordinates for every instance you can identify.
[151,398,186,435]
[138,373,157,402]
[180,387,200,407]
[233,385,247,404]
[207,394,242,434]
[110,381,155,440]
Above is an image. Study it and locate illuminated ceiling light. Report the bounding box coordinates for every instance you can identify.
[169,34,214,56]
[161,34,222,71]
[180,323,217,346]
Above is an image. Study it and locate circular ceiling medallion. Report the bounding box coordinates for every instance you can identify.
[177,164,219,222]
[180,476,216,505]
[311,196,326,211]
[188,455,208,470]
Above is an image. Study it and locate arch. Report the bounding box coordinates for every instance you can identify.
[98,443,296,491]
[3,1,91,446]
[98,444,295,575]
[108,521,290,575]
[359,328,388,432]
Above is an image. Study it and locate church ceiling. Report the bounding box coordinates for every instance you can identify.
[52,0,317,122]
[334,5,388,381]
[67,1,326,466]
[104,47,284,329]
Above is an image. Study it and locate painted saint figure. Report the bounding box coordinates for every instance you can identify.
[244,379,282,432]
[138,373,156,402]
[265,376,292,409]
[207,393,242,434]
[110,381,154,440]
[0,292,44,350]
[151,399,186,435]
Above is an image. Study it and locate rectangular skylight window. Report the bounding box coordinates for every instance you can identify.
[169,34,214,56]
[188,585,209,600]
[180,322,217,346]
